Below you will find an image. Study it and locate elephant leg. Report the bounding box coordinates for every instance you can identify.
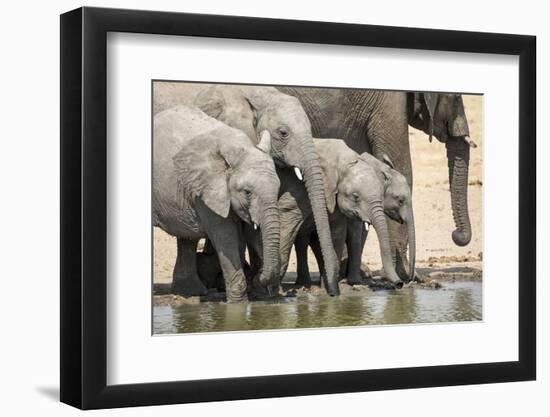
[294,231,312,288]
[205,228,248,303]
[172,237,208,296]
[309,233,325,286]
[363,91,414,282]
[247,242,262,278]
[278,204,306,282]
[330,213,347,278]
[346,220,371,285]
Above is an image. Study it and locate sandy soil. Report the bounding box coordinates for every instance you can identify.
[153,94,483,285]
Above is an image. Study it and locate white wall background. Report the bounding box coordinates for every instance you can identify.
[0,0,545,415]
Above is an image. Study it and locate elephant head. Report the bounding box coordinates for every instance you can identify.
[195,85,340,295]
[316,140,403,287]
[173,128,281,288]
[360,152,416,282]
[408,92,474,246]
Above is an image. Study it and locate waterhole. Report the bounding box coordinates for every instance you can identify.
[153,281,482,334]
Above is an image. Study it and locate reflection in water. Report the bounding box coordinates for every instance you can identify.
[154,281,482,334]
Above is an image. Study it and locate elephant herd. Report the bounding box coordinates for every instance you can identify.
[153,83,474,303]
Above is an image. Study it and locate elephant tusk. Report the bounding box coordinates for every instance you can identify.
[365,221,371,231]
[253,223,258,231]
[293,167,303,181]
[462,135,478,148]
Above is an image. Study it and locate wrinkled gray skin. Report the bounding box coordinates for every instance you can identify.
[273,139,404,287]
[278,88,472,280]
[153,106,280,302]
[193,85,340,296]
[407,92,473,246]
[343,152,415,285]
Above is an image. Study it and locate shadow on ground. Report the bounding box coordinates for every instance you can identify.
[36,386,59,401]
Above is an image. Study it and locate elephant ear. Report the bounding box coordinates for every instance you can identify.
[244,96,262,132]
[173,144,231,218]
[422,93,439,142]
[194,86,225,120]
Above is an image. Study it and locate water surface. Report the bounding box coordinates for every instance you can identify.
[153,281,482,334]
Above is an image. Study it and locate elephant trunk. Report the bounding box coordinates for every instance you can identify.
[299,140,340,296]
[405,205,416,282]
[446,137,472,246]
[258,204,281,288]
[371,204,403,287]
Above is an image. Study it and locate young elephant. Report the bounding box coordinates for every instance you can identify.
[274,139,404,288]
[153,105,281,302]
[343,152,416,285]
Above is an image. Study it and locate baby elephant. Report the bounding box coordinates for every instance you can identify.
[276,139,404,289]
[153,105,280,302]
[343,152,416,285]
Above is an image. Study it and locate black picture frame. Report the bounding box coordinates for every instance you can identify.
[60,6,536,410]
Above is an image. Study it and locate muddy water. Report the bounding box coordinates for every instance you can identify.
[153,281,482,335]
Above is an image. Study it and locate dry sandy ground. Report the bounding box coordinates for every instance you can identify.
[153,94,483,285]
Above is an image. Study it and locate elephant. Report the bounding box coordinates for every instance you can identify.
[192,84,340,295]
[407,92,474,246]
[332,151,415,285]
[273,139,405,288]
[277,87,473,280]
[153,105,281,302]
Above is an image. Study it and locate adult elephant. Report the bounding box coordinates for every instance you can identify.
[278,87,472,280]
[153,105,281,302]
[407,92,474,246]
[192,85,340,295]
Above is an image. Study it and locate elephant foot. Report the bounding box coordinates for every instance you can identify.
[368,278,399,291]
[226,295,248,304]
[248,276,278,300]
[346,263,373,286]
[224,270,249,303]
[346,276,370,286]
[295,274,313,288]
[172,275,208,297]
[226,286,249,303]
[409,272,424,283]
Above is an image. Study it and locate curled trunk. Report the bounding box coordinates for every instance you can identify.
[371,204,403,287]
[446,138,472,246]
[258,204,281,288]
[299,140,340,296]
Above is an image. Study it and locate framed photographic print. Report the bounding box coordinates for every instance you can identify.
[60,6,536,409]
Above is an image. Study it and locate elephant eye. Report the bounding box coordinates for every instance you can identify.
[352,192,360,202]
[244,189,252,199]
[277,126,290,138]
